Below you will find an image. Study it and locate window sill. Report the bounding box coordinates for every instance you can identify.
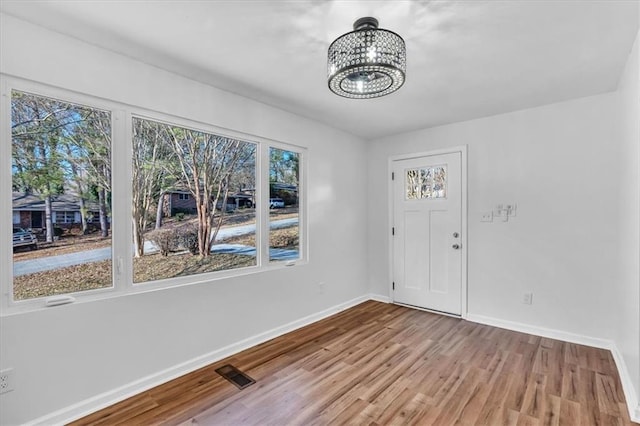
[1,259,307,317]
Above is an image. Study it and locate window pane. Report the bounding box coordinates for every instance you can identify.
[132,118,256,283]
[11,90,112,300]
[406,166,447,200]
[269,148,299,262]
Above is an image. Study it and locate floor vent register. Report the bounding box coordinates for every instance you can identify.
[215,364,256,390]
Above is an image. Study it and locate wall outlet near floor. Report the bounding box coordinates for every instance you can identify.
[522,292,533,305]
[0,368,14,394]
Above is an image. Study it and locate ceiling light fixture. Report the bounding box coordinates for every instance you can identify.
[327,17,406,99]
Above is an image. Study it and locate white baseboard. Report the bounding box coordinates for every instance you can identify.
[610,343,640,423]
[368,293,391,303]
[467,313,640,423]
[466,313,612,348]
[29,294,373,426]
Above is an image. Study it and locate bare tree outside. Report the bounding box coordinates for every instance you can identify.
[132,118,177,257]
[12,91,112,241]
[131,118,257,283]
[166,126,255,257]
[76,112,112,238]
[11,90,113,300]
[13,92,71,243]
[11,92,298,299]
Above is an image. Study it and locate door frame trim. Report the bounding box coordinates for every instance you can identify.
[387,145,468,319]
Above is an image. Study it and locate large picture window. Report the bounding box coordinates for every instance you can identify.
[2,80,305,311]
[131,117,257,283]
[11,90,113,301]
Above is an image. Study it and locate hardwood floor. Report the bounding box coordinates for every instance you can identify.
[71,301,636,425]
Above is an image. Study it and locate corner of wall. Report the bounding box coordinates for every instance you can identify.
[368,293,392,304]
[610,342,640,423]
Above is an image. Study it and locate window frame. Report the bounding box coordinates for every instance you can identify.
[1,75,307,315]
[129,113,262,285]
[267,146,303,263]
[3,80,121,311]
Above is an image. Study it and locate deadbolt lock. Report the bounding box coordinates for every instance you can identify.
[453,232,459,238]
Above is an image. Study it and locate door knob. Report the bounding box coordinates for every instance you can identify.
[452,244,460,249]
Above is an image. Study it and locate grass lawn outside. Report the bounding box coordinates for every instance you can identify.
[13,226,298,301]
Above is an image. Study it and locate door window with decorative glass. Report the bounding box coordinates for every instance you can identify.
[405,165,446,200]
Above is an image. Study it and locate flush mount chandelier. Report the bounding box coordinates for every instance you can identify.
[327,17,406,99]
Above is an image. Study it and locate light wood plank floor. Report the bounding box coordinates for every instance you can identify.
[72,301,636,425]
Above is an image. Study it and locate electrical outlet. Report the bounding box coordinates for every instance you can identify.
[318,281,325,294]
[481,212,493,222]
[522,293,533,305]
[0,368,14,394]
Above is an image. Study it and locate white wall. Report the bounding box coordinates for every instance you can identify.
[615,28,640,417]
[367,45,640,414]
[368,91,618,333]
[0,14,368,425]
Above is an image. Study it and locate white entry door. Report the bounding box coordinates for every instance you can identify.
[392,151,463,315]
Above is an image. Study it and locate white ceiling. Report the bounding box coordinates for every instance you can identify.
[1,0,638,139]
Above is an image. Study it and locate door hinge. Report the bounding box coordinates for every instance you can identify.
[392,172,395,180]
[392,227,395,236]
[392,282,395,290]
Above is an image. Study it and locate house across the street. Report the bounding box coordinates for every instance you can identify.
[164,189,255,216]
[12,192,101,230]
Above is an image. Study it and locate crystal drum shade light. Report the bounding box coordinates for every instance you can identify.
[328,17,406,99]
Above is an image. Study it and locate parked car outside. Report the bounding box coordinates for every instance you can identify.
[13,227,38,250]
[269,198,285,209]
